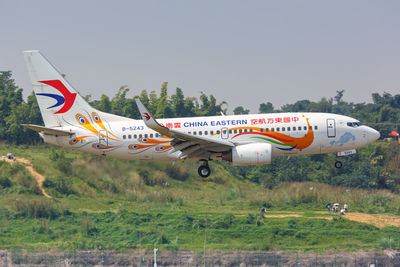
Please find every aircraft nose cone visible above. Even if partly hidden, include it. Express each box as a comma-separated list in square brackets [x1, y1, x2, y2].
[369, 128, 380, 142]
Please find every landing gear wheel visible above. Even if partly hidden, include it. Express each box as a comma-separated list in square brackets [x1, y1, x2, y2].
[335, 161, 343, 169]
[198, 165, 211, 178]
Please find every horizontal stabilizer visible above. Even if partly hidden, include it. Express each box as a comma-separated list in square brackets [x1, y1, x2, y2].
[22, 124, 74, 136]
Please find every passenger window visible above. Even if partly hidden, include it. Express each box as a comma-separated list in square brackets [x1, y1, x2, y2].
[293, 127, 296, 131]
[229, 130, 232, 134]
[244, 129, 248, 133]
[282, 127, 285, 131]
[223, 130, 227, 134]
[155, 133, 159, 137]
[314, 126, 318, 130]
[309, 126, 312, 130]
[271, 128, 275, 132]
[233, 129, 237, 134]
[266, 128, 269, 132]
[303, 126, 307, 131]
[150, 134, 153, 138]
[144, 134, 148, 138]
[193, 131, 197, 135]
[260, 128, 264, 132]
[210, 131, 214, 135]
[123, 135, 126, 139]
[134, 134, 137, 139]
[238, 129, 242, 133]
[287, 127, 290, 132]
[249, 129, 253, 133]
[139, 134, 142, 138]
[298, 126, 301, 131]
[199, 131, 202, 135]
[277, 127, 280, 132]
[128, 134, 132, 139]
[217, 130, 220, 134]
[205, 131, 208, 135]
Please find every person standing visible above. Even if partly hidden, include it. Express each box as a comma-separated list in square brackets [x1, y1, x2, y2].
[325, 202, 331, 213]
[344, 203, 348, 212]
[333, 203, 339, 214]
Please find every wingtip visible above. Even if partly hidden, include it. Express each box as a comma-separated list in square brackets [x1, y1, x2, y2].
[23, 50, 40, 54]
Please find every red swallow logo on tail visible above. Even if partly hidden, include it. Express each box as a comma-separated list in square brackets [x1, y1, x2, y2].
[143, 113, 151, 121]
[36, 80, 77, 114]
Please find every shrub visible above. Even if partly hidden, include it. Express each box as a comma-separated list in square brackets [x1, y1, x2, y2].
[0, 176, 12, 188]
[14, 198, 60, 219]
[215, 213, 234, 229]
[49, 149, 73, 175]
[379, 237, 395, 249]
[81, 217, 98, 237]
[43, 176, 74, 195]
[367, 194, 391, 207]
[165, 164, 189, 181]
[138, 169, 167, 186]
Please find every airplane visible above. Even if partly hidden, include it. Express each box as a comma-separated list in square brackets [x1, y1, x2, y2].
[22, 50, 380, 178]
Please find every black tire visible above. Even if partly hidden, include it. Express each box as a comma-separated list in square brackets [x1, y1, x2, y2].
[198, 165, 211, 178]
[334, 161, 343, 168]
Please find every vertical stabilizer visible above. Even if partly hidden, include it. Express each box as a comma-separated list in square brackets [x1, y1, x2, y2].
[23, 50, 92, 127]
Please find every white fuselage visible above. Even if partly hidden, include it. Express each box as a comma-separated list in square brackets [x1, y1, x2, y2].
[42, 112, 379, 162]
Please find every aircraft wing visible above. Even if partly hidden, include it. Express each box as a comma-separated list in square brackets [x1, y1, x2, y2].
[135, 99, 234, 159]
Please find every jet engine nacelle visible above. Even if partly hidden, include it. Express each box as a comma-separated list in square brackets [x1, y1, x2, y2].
[222, 143, 272, 166]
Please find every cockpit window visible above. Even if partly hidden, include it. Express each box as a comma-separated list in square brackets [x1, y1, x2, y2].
[347, 121, 362, 128]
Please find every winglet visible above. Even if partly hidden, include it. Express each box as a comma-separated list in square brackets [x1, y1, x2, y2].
[135, 98, 169, 135]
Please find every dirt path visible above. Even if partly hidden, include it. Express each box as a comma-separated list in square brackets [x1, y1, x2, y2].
[265, 212, 400, 228]
[3, 157, 52, 198]
[345, 212, 400, 228]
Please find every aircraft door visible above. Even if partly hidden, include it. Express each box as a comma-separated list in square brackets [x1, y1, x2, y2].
[327, 119, 336, 138]
[221, 127, 229, 139]
[99, 130, 108, 148]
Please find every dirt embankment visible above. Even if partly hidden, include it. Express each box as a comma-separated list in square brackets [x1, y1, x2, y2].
[3, 157, 52, 198]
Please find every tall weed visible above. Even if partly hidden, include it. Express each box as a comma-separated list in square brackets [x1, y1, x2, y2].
[14, 198, 60, 219]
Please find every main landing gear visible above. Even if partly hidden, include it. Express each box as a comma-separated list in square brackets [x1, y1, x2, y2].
[198, 161, 211, 178]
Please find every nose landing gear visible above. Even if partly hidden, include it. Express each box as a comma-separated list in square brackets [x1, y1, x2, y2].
[334, 161, 343, 168]
[198, 161, 211, 178]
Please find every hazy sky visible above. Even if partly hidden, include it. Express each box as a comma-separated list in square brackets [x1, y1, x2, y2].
[1, 1, 399, 113]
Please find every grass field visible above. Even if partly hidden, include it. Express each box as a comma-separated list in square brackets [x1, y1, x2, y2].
[0, 143, 400, 252]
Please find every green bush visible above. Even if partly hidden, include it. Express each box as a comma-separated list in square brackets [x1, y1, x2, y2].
[14, 198, 60, 219]
[138, 169, 167, 186]
[43, 176, 74, 196]
[0, 176, 12, 188]
[49, 149, 72, 175]
[165, 164, 189, 181]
